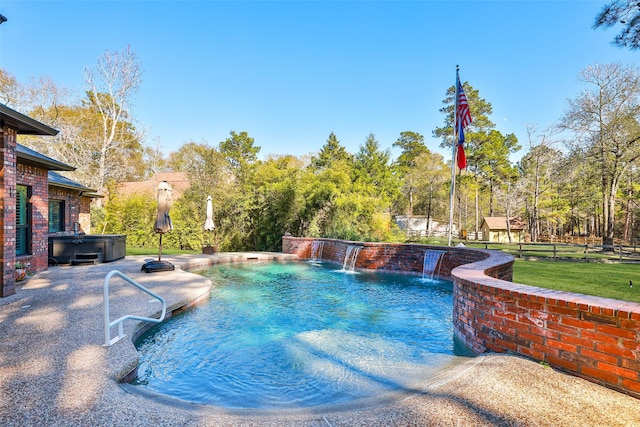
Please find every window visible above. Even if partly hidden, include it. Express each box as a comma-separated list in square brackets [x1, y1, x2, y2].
[16, 185, 31, 255]
[48, 200, 65, 233]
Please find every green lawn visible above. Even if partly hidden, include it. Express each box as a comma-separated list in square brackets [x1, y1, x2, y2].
[126, 247, 199, 256]
[513, 259, 640, 303]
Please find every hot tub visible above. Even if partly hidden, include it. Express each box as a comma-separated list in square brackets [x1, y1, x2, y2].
[48, 234, 127, 265]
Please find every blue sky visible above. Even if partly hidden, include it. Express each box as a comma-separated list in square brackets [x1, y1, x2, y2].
[0, 1, 638, 161]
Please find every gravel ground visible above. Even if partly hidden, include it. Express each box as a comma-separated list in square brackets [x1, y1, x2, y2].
[0, 253, 638, 426]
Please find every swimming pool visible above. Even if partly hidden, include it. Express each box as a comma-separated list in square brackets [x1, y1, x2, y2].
[131, 261, 475, 409]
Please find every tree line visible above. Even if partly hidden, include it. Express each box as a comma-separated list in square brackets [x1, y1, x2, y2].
[2, 48, 640, 251]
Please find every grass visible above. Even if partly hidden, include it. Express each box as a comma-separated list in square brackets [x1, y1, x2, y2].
[464, 241, 638, 261]
[126, 246, 199, 256]
[513, 259, 640, 303]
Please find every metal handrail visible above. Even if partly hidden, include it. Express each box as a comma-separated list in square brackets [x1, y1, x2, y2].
[103, 270, 166, 346]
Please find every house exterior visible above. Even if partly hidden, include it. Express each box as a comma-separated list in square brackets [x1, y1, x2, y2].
[394, 215, 457, 238]
[1, 103, 96, 297]
[480, 216, 527, 243]
[47, 170, 96, 235]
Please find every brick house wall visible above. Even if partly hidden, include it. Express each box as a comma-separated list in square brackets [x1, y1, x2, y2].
[48, 186, 83, 233]
[79, 195, 92, 234]
[0, 126, 17, 297]
[16, 163, 49, 273]
[0, 104, 78, 297]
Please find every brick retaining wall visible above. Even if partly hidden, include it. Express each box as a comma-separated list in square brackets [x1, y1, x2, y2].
[281, 236, 504, 279]
[282, 236, 640, 399]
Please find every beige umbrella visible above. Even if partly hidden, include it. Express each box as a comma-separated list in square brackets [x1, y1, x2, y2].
[154, 181, 174, 234]
[143, 182, 176, 272]
[154, 181, 173, 262]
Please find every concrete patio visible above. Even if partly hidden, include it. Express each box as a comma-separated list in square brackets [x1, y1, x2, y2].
[0, 253, 638, 426]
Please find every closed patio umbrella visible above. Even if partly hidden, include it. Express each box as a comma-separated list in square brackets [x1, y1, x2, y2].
[204, 195, 215, 231]
[154, 181, 174, 234]
[203, 195, 216, 252]
[143, 181, 175, 273]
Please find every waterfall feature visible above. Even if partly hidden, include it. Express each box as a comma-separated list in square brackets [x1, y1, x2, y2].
[422, 250, 446, 280]
[342, 245, 362, 271]
[310, 240, 325, 262]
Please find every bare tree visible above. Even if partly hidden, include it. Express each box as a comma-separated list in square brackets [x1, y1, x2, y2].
[13, 76, 82, 168]
[0, 69, 22, 107]
[518, 125, 561, 242]
[26, 75, 73, 120]
[84, 45, 143, 199]
[142, 137, 167, 179]
[562, 63, 640, 247]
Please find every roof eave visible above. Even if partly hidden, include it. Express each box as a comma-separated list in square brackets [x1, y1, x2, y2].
[53, 186, 102, 198]
[18, 151, 75, 171]
[47, 171, 97, 194]
[0, 104, 59, 136]
[48, 182, 95, 192]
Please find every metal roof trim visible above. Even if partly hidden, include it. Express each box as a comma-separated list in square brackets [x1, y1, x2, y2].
[0, 103, 58, 136]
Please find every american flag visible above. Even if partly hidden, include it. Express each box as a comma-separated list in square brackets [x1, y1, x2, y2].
[455, 71, 472, 169]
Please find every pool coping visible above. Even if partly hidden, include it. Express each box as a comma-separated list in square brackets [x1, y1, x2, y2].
[119, 354, 488, 417]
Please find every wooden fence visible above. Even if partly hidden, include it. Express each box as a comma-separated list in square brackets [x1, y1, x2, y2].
[467, 241, 640, 262]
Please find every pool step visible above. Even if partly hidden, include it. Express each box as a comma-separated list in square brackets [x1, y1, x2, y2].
[71, 251, 103, 265]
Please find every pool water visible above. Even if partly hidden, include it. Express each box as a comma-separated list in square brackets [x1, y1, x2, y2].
[131, 261, 475, 409]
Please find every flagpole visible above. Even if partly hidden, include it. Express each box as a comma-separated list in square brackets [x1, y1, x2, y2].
[447, 65, 460, 247]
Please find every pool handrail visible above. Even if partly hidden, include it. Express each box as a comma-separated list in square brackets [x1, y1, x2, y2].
[103, 270, 166, 346]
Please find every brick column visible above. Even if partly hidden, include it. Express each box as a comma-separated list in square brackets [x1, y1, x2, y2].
[0, 125, 17, 297]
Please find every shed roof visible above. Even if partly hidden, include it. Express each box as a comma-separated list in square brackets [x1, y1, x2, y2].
[0, 103, 58, 135]
[482, 216, 527, 231]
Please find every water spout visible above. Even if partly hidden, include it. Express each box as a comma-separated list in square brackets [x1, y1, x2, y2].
[422, 250, 446, 280]
[310, 240, 325, 262]
[342, 245, 362, 272]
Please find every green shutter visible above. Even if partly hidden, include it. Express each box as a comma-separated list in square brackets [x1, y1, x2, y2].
[16, 185, 28, 255]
